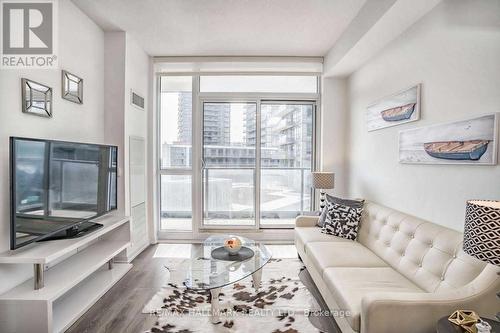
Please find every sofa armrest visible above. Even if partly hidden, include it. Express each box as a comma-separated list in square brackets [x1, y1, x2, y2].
[295, 215, 319, 227]
[360, 265, 500, 333]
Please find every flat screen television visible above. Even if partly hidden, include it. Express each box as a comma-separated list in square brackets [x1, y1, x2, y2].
[10, 137, 118, 250]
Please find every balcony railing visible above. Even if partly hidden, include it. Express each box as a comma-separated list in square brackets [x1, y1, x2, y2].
[199, 167, 312, 224]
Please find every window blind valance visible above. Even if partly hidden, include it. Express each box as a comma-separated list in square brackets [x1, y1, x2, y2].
[154, 56, 323, 74]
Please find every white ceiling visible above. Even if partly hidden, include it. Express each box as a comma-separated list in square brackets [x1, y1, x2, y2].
[72, 0, 366, 57]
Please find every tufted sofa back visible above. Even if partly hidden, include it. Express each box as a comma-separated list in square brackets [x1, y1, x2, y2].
[357, 201, 488, 293]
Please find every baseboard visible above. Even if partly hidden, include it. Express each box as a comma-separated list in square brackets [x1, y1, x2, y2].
[125, 242, 150, 262]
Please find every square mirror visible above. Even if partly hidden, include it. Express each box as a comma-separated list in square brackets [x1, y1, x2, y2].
[22, 78, 53, 118]
[62, 70, 83, 104]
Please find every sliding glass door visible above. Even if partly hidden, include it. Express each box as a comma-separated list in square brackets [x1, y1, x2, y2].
[201, 100, 314, 228]
[260, 102, 314, 227]
[202, 102, 257, 227]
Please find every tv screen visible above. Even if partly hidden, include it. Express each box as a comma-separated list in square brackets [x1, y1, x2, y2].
[10, 137, 118, 249]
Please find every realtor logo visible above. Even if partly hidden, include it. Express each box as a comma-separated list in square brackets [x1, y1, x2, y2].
[1, 0, 58, 68]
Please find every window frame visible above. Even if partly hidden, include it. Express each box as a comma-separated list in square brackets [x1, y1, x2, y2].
[199, 75, 319, 94]
[199, 98, 259, 230]
[156, 73, 321, 239]
[157, 75, 197, 233]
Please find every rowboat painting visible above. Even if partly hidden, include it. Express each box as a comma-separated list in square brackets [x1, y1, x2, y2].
[367, 84, 420, 131]
[424, 140, 490, 161]
[399, 114, 498, 165]
[381, 103, 416, 122]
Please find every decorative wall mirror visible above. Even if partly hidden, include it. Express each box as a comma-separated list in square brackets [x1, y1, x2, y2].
[22, 78, 53, 118]
[61, 70, 83, 104]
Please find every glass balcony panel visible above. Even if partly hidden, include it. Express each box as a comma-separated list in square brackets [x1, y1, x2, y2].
[160, 175, 192, 231]
[203, 169, 255, 226]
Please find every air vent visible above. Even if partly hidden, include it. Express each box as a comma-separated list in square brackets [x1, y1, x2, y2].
[131, 90, 145, 110]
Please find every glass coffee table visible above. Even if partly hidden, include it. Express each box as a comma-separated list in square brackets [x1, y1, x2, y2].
[183, 235, 272, 323]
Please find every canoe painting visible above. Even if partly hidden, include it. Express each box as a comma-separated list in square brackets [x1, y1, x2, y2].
[424, 140, 490, 161]
[367, 84, 420, 131]
[399, 114, 498, 165]
[381, 103, 416, 122]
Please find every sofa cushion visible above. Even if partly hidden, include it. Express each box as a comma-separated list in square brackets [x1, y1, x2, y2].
[296, 227, 350, 245]
[295, 227, 350, 254]
[323, 267, 424, 331]
[306, 242, 388, 272]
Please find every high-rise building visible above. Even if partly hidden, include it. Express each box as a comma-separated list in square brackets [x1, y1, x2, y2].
[176, 93, 231, 146]
[203, 102, 231, 145]
[276, 104, 312, 168]
[167, 96, 311, 169]
[245, 104, 312, 168]
[177, 92, 192, 144]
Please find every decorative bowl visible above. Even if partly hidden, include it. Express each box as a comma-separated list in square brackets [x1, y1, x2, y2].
[223, 236, 242, 255]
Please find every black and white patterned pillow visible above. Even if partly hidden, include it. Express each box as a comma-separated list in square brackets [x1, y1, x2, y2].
[321, 201, 363, 240]
[321, 218, 347, 236]
[317, 195, 364, 227]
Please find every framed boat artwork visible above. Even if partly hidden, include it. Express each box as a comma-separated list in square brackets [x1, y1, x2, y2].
[399, 113, 499, 165]
[366, 84, 421, 131]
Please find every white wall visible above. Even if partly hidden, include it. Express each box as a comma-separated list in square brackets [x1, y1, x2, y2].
[124, 35, 150, 257]
[104, 31, 150, 258]
[124, 34, 149, 213]
[321, 77, 349, 197]
[0, 0, 104, 293]
[346, 0, 500, 230]
[104, 32, 126, 215]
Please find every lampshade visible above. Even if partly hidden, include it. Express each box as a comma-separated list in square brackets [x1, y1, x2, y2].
[312, 172, 335, 190]
[463, 200, 500, 266]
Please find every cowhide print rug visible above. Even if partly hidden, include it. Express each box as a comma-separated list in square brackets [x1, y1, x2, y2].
[142, 258, 324, 333]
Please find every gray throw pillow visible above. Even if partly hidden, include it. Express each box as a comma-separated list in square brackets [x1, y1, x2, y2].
[316, 195, 364, 227]
[317, 207, 328, 227]
[326, 194, 364, 209]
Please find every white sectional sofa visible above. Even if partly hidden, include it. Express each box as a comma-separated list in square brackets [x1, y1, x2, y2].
[295, 201, 499, 333]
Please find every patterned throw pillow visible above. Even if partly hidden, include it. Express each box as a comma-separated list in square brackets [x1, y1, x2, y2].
[317, 195, 364, 227]
[321, 218, 347, 236]
[321, 201, 364, 240]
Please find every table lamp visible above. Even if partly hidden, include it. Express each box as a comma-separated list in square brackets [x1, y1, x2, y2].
[312, 172, 335, 210]
[462, 200, 500, 321]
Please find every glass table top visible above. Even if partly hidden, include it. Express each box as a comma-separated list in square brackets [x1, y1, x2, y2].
[182, 235, 272, 290]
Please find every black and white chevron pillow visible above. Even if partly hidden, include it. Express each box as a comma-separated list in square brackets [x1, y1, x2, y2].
[321, 201, 363, 240]
[321, 218, 347, 236]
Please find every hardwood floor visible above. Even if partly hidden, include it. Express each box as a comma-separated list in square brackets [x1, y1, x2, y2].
[67, 244, 340, 333]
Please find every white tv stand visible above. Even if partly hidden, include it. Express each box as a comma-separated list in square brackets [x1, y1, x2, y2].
[0, 214, 132, 333]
